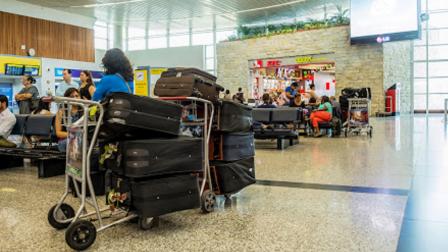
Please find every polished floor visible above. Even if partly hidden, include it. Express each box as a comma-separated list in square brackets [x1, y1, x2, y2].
[0, 115, 447, 251]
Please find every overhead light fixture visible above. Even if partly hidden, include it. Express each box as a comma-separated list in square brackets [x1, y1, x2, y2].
[71, 0, 146, 8]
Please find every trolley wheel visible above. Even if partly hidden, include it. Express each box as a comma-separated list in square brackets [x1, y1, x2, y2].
[138, 216, 159, 230]
[201, 190, 216, 213]
[48, 203, 75, 230]
[369, 126, 373, 138]
[65, 220, 96, 251]
[344, 129, 348, 138]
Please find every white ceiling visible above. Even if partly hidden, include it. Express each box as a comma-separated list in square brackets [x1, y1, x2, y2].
[17, 0, 348, 30]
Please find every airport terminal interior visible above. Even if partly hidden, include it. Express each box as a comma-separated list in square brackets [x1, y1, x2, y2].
[0, 0, 448, 251]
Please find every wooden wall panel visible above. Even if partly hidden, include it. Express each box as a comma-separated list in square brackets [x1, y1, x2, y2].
[0, 11, 95, 62]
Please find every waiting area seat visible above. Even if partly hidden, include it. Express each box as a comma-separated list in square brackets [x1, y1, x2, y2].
[253, 108, 302, 150]
[0, 114, 65, 178]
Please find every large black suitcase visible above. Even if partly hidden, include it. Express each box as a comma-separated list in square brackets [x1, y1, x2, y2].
[154, 75, 224, 102]
[161, 67, 217, 82]
[105, 137, 203, 178]
[108, 174, 200, 217]
[218, 101, 253, 132]
[100, 93, 182, 140]
[211, 158, 255, 194]
[222, 132, 255, 161]
[70, 170, 106, 197]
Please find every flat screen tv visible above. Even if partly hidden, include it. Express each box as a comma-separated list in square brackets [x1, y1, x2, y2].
[24, 65, 40, 76]
[5, 64, 24, 76]
[350, 0, 421, 44]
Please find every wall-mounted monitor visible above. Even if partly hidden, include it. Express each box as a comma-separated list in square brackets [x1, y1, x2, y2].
[350, 0, 421, 44]
[5, 64, 24, 76]
[24, 65, 40, 76]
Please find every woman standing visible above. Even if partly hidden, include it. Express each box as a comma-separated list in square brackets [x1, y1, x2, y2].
[79, 70, 95, 100]
[15, 75, 39, 114]
[92, 48, 133, 101]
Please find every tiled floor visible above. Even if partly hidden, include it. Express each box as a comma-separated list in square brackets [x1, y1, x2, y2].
[0, 115, 446, 251]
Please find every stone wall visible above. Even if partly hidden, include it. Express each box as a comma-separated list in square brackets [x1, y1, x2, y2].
[383, 41, 413, 113]
[217, 26, 395, 114]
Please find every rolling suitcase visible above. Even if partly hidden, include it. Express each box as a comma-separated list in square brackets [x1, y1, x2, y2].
[211, 158, 255, 194]
[217, 100, 253, 132]
[154, 75, 224, 102]
[100, 92, 182, 140]
[108, 174, 200, 217]
[161, 67, 217, 82]
[104, 137, 203, 178]
[215, 132, 254, 161]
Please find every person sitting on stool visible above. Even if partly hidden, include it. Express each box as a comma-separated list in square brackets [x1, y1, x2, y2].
[0, 95, 17, 148]
[310, 96, 333, 137]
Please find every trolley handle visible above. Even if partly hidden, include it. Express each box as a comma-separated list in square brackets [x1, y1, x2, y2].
[158, 96, 214, 105]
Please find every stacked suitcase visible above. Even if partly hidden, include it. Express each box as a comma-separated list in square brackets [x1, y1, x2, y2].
[155, 67, 224, 102]
[100, 92, 202, 220]
[210, 100, 256, 195]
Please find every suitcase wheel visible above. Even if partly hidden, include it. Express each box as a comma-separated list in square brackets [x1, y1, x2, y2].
[138, 216, 159, 230]
[65, 220, 97, 251]
[201, 189, 216, 214]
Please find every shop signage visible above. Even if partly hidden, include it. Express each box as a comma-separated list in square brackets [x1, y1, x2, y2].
[150, 68, 167, 75]
[0, 55, 41, 76]
[266, 60, 281, 67]
[295, 56, 329, 64]
[134, 69, 149, 96]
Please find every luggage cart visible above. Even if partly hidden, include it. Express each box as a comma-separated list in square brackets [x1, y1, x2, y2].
[47, 97, 140, 251]
[159, 97, 216, 213]
[47, 96, 216, 250]
[343, 98, 373, 138]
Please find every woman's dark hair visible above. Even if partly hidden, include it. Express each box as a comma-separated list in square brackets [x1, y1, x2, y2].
[24, 75, 36, 84]
[81, 70, 94, 87]
[321, 96, 330, 104]
[225, 90, 230, 94]
[262, 93, 271, 104]
[291, 82, 299, 88]
[102, 48, 133, 82]
[309, 83, 315, 90]
[33, 98, 50, 114]
[64, 88, 80, 98]
[309, 97, 317, 104]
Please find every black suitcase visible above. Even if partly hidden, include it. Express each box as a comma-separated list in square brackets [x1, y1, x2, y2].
[108, 174, 200, 217]
[218, 100, 253, 132]
[161, 67, 217, 82]
[222, 132, 255, 161]
[100, 93, 182, 140]
[70, 170, 106, 197]
[211, 158, 255, 194]
[105, 137, 203, 178]
[154, 75, 224, 102]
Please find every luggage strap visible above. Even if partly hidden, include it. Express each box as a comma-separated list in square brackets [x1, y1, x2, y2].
[115, 73, 132, 93]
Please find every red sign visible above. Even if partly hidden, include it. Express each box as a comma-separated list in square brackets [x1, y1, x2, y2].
[266, 60, 281, 67]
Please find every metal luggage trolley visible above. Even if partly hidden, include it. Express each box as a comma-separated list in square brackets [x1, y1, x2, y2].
[343, 98, 373, 138]
[47, 96, 217, 250]
[158, 96, 216, 213]
[47, 97, 139, 250]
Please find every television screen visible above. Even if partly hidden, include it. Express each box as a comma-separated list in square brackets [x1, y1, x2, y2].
[350, 0, 421, 44]
[5, 64, 24, 76]
[24, 65, 40, 76]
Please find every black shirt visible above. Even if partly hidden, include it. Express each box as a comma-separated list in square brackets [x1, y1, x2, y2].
[80, 83, 94, 100]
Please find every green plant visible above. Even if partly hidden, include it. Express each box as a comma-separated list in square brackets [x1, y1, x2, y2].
[330, 5, 350, 25]
[227, 11, 350, 42]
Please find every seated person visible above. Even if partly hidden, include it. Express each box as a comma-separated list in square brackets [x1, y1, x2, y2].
[310, 96, 333, 137]
[55, 88, 83, 152]
[290, 94, 305, 108]
[0, 95, 17, 148]
[257, 93, 277, 108]
[31, 98, 51, 115]
[285, 82, 299, 105]
[330, 96, 342, 119]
